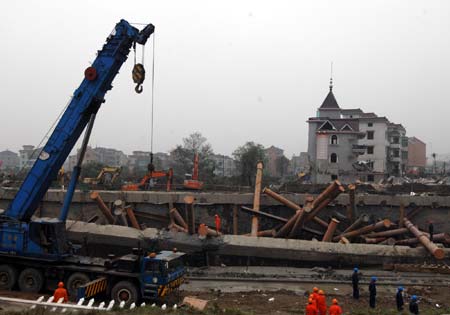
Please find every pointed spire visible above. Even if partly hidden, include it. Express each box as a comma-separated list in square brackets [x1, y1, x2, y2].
[329, 61, 333, 92]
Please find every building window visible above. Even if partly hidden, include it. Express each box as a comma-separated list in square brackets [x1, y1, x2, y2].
[367, 174, 375, 182]
[368, 122, 373, 127]
[331, 174, 338, 180]
[367, 146, 374, 154]
[330, 153, 338, 163]
[367, 131, 374, 140]
[393, 149, 400, 158]
[330, 135, 338, 145]
[401, 151, 408, 160]
[392, 137, 399, 144]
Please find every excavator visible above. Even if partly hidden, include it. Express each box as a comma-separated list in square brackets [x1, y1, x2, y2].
[83, 166, 121, 187]
[122, 158, 173, 191]
[183, 153, 204, 190]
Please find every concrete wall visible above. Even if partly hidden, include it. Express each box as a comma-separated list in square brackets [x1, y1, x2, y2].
[1, 189, 449, 234]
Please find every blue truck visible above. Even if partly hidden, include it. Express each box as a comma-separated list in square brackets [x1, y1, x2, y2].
[0, 19, 185, 304]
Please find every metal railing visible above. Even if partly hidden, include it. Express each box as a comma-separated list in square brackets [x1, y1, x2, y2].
[0, 295, 176, 312]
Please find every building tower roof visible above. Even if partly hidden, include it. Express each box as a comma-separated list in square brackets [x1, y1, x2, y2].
[319, 88, 340, 109]
[319, 75, 340, 109]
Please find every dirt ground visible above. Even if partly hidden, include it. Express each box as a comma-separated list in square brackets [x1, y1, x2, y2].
[1, 284, 450, 315]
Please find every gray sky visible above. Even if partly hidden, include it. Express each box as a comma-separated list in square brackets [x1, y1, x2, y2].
[1, 0, 449, 157]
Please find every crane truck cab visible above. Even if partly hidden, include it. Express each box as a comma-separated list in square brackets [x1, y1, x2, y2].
[75, 249, 186, 305]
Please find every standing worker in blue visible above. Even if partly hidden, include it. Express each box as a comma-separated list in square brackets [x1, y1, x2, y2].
[409, 295, 419, 314]
[396, 287, 404, 311]
[352, 267, 360, 299]
[368, 276, 377, 308]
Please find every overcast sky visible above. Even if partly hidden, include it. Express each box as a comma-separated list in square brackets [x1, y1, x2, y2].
[1, 1, 449, 157]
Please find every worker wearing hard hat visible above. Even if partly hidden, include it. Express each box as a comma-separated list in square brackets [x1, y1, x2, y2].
[312, 287, 320, 308]
[352, 267, 360, 299]
[328, 299, 343, 315]
[305, 298, 318, 315]
[396, 287, 404, 311]
[317, 290, 327, 315]
[409, 295, 419, 314]
[53, 282, 68, 303]
[369, 276, 377, 308]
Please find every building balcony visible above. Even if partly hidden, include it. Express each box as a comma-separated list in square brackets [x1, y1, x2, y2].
[352, 144, 367, 155]
[387, 155, 401, 162]
[389, 142, 401, 149]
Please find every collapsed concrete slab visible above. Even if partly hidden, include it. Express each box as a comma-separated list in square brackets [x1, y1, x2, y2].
[66, 221, 450, 266]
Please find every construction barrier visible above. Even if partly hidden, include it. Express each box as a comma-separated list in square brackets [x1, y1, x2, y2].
[77, 277, 108, 300]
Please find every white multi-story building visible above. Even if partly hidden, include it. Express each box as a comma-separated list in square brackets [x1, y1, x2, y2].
[19, 145, 41, 169]
[211, 154, 237, 177]
[307, 81, 409, 183]
[0, 150, 19, 170]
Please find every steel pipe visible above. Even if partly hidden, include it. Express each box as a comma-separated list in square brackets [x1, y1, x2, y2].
[90, 191, 115, 224]
[251, 161, 264, 236]
[170, 208, 188, 230]
[403, 217, 445, 259]
[263, 187, 303, 212]
[342, 214, 370, 234]
[275, 210, 302, 238]
[125, 206, 141, 230]
[395, 232, 450, 246]
[364, 227, 409, 238]
[305, 180, 342, 212]
[322, 218, 340, 242]
[333, 219, 392, 242]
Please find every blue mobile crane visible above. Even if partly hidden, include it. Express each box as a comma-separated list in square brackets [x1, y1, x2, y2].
[0, 20, 185, 304]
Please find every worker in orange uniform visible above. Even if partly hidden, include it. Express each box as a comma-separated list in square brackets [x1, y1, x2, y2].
[312, 287, 320, 308]
[317, 290, 327, 315]
[328, 298, 343, 315]
[309, 293, 316, 307]
[214, 214, 221, 233]
[305, 298, 318, 315]
[53, 282, 68, 303]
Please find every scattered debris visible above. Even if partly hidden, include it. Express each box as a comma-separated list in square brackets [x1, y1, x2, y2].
[183, 296, 209, 311]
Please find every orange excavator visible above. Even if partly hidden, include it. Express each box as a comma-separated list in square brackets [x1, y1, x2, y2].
[183, 153, 204, 190]
[122, 161, 173, 191]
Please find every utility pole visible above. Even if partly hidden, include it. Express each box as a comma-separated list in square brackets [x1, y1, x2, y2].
[432, 153, 437, 174]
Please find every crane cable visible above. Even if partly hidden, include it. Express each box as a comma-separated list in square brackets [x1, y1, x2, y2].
[149, 33, 155, 164]
[132, 33, 155, 165]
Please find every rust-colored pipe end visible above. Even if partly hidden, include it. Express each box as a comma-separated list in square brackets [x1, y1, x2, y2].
[90, 191, 99, 200]
[434, 248, 445, 260]
[383, 219, 391, 228]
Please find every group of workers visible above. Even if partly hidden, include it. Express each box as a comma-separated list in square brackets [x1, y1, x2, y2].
[352, 267, 420, 314]
[305, 287, 342, 315]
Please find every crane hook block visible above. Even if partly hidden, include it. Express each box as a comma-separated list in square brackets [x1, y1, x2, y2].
[132, 63, 146, 94]
[84, 67, 97, 81]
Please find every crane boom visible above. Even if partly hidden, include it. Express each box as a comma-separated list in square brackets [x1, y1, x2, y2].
[5, 20, 154, 222]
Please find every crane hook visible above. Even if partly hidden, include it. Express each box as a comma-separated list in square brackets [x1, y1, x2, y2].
[132, 63, 146, 94]
[135, 84, 143, 94]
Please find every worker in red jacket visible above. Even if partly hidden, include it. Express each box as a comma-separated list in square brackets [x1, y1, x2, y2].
[317, 290, 327, 315]
[328, 298, 343, 315]
[312, 287, 320, 308]
[214, 214, 221, 233]
[305, 298, 318, 315]
[53, 282, 68, 303]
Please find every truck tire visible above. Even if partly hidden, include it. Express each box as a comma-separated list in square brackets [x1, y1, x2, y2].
[111, 281, 139, 305]
[18, 268, 44, 293]
[66, 272, 90, 298]
[0, 264, 17, 290]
